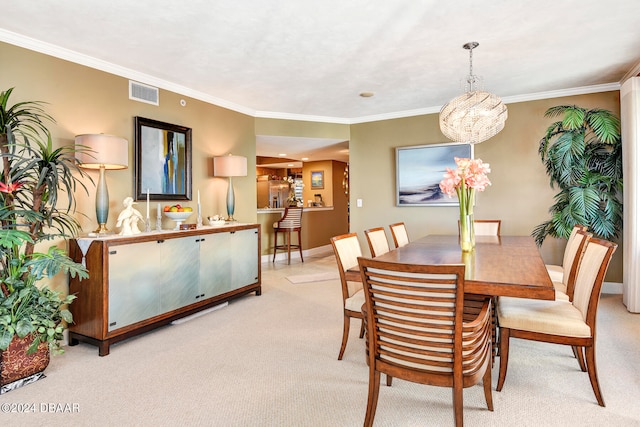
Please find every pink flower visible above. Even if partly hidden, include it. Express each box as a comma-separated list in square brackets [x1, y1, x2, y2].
[0, 181, 23, 194]
[439, 157, 491, 214]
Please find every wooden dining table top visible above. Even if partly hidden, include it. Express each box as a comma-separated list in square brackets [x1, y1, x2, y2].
[369, 234, 555, 300]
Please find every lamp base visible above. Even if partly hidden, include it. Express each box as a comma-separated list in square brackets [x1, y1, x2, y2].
[225, 215, 236, 222]
[94, 223, 111, 234]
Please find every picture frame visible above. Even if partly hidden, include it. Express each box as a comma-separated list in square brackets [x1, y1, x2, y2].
[311, 170, 324, 189]
[395, 142, 473, 206]
[134, 116, 192, 201]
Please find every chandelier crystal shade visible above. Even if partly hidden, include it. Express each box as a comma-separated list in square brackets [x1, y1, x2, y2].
[439, 42, 508, 144]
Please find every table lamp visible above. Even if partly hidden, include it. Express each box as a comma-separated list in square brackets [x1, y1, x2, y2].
[213, 154, 247, 221]
[75, 134, 129, 233]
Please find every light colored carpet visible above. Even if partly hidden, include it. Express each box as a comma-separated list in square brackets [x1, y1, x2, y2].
[287, 271, 339, 283]
[2, 254, 640, 426]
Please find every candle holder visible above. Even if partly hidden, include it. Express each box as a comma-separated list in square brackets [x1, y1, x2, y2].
[145, 218, 151, 233]
[156, 212, 162, 231]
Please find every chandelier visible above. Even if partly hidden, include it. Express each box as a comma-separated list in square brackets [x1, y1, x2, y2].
[439, 42, 507, 144]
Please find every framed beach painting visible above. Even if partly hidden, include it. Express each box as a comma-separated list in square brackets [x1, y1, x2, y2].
[134, 116, 192, 201]
[311, 170, 324, 189]
[395, 142, 473, 206]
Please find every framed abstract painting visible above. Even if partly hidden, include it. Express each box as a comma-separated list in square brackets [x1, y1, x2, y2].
[134, 116, 192, 201]
[395, 142, 473, 206]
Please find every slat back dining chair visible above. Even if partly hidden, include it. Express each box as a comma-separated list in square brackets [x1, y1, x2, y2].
[546, 224, 589, 283]
[272, 207, 303, 264]
[389, 222, 409, 248]
[330, 233, 365, 360]
[496, 236, 617, 407]
[364, 227, 391, 257]
[358, 257, 494, 427]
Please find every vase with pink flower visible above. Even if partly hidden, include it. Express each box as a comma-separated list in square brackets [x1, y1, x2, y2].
[439, 157, 491, 252]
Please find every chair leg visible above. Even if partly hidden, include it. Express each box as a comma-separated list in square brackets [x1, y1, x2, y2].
[585, 345, 606, 406]
[452, 379, 464, 427]
[359, 319, 365, 338]
[572, 345, 587, 372]
[386, 375, 393, 387]
[338, 313, 350, 360]
[497, 327, 510, 392]
[297, 229, 304, 262]
[483, 346, 494, 411]
[272, 229, 278, 262]
[363, 370, 381, 427]
[286, 230, 292, 265]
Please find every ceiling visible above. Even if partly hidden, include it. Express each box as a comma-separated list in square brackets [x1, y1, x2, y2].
[1, 0, 639, 164]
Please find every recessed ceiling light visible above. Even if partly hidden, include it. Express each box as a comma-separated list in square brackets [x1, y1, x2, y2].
[278, 153, 287, 157]
[287, 164, 294, 167]
[301, 157, 309, 161]
[359, 92, 374, 98]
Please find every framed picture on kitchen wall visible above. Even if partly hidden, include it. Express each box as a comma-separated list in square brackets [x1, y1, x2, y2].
[311, 170, 324, 189]
[395, 142, 472, 206]
[134, 116, 192, 201]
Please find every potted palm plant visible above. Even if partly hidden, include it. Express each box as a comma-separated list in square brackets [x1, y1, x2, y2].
[533, 105, 623, 246]
[0, 87, 89, 387]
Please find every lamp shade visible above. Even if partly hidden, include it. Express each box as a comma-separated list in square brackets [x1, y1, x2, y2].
[75, 134, 129, 170]
[213, 155, 247, 177]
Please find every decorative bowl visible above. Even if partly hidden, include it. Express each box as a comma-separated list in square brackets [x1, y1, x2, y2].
[164, 211, 193, 221]
[164, 211, 193, 230]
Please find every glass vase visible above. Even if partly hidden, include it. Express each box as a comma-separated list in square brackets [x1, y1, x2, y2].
[459, 214, 475, 252]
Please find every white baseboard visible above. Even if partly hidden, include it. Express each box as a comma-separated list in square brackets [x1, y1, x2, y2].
[603, 281, 623, 294]
[262, 244, 333, 263]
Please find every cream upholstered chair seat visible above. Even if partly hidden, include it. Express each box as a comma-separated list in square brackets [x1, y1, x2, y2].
[497, 297, 590, 337]
[330, 232, 366, 360]
[344, 288, 365, 312]
[272, 207, 303, 264]
[358, 258, 493, 427]
[497, 236, 618, 407]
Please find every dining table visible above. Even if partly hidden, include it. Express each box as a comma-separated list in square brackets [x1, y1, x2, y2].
[368, 234, 555, 301]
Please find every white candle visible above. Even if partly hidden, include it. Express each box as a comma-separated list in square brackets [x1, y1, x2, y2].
[146, 189, 150, 219]
[197, 190, 201, 217]
[157, 203, 161, 217]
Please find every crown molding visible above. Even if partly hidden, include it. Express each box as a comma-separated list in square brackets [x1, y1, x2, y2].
[0, 29, 624, 126]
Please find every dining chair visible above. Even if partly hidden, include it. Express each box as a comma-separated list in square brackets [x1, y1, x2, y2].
[551, 229, 591, 301]
[272, 207, 303, 264]
[358, 257, 494, 427]
[546, 224, 589, 283]
[330, 233, 365, 360]
[388, 222, 409, 248]
[456, 219, 501, 237]
[496, 237, 617, 406]
[364, 227, 391, 257]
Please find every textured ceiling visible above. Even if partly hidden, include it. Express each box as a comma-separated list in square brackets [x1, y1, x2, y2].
[1, 0, 639, 162]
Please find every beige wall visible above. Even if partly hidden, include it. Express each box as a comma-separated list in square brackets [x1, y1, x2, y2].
[1, 42, 623, 282]
[0, 42, 258, 235]
[349, 91, 623, 282]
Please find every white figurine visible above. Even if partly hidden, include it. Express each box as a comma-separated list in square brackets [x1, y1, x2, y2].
[116, 196, 144, 236]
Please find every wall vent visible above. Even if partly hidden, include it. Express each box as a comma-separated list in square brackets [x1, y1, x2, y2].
[129, 81, 159, 105]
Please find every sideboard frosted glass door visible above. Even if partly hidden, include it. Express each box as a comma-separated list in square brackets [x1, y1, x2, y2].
[108, 241, 163, 331]
[199, 232, 231, 297]
[230, 228, 259, 289]
[160, 236, 201, 312]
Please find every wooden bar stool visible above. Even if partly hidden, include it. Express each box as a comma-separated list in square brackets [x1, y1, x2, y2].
[272, 207, 303, 264]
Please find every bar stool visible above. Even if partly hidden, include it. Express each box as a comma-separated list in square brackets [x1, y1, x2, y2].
[272, 207, 303, 264]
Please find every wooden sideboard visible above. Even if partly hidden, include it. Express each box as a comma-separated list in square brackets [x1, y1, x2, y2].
[68, 224, 261, 356]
